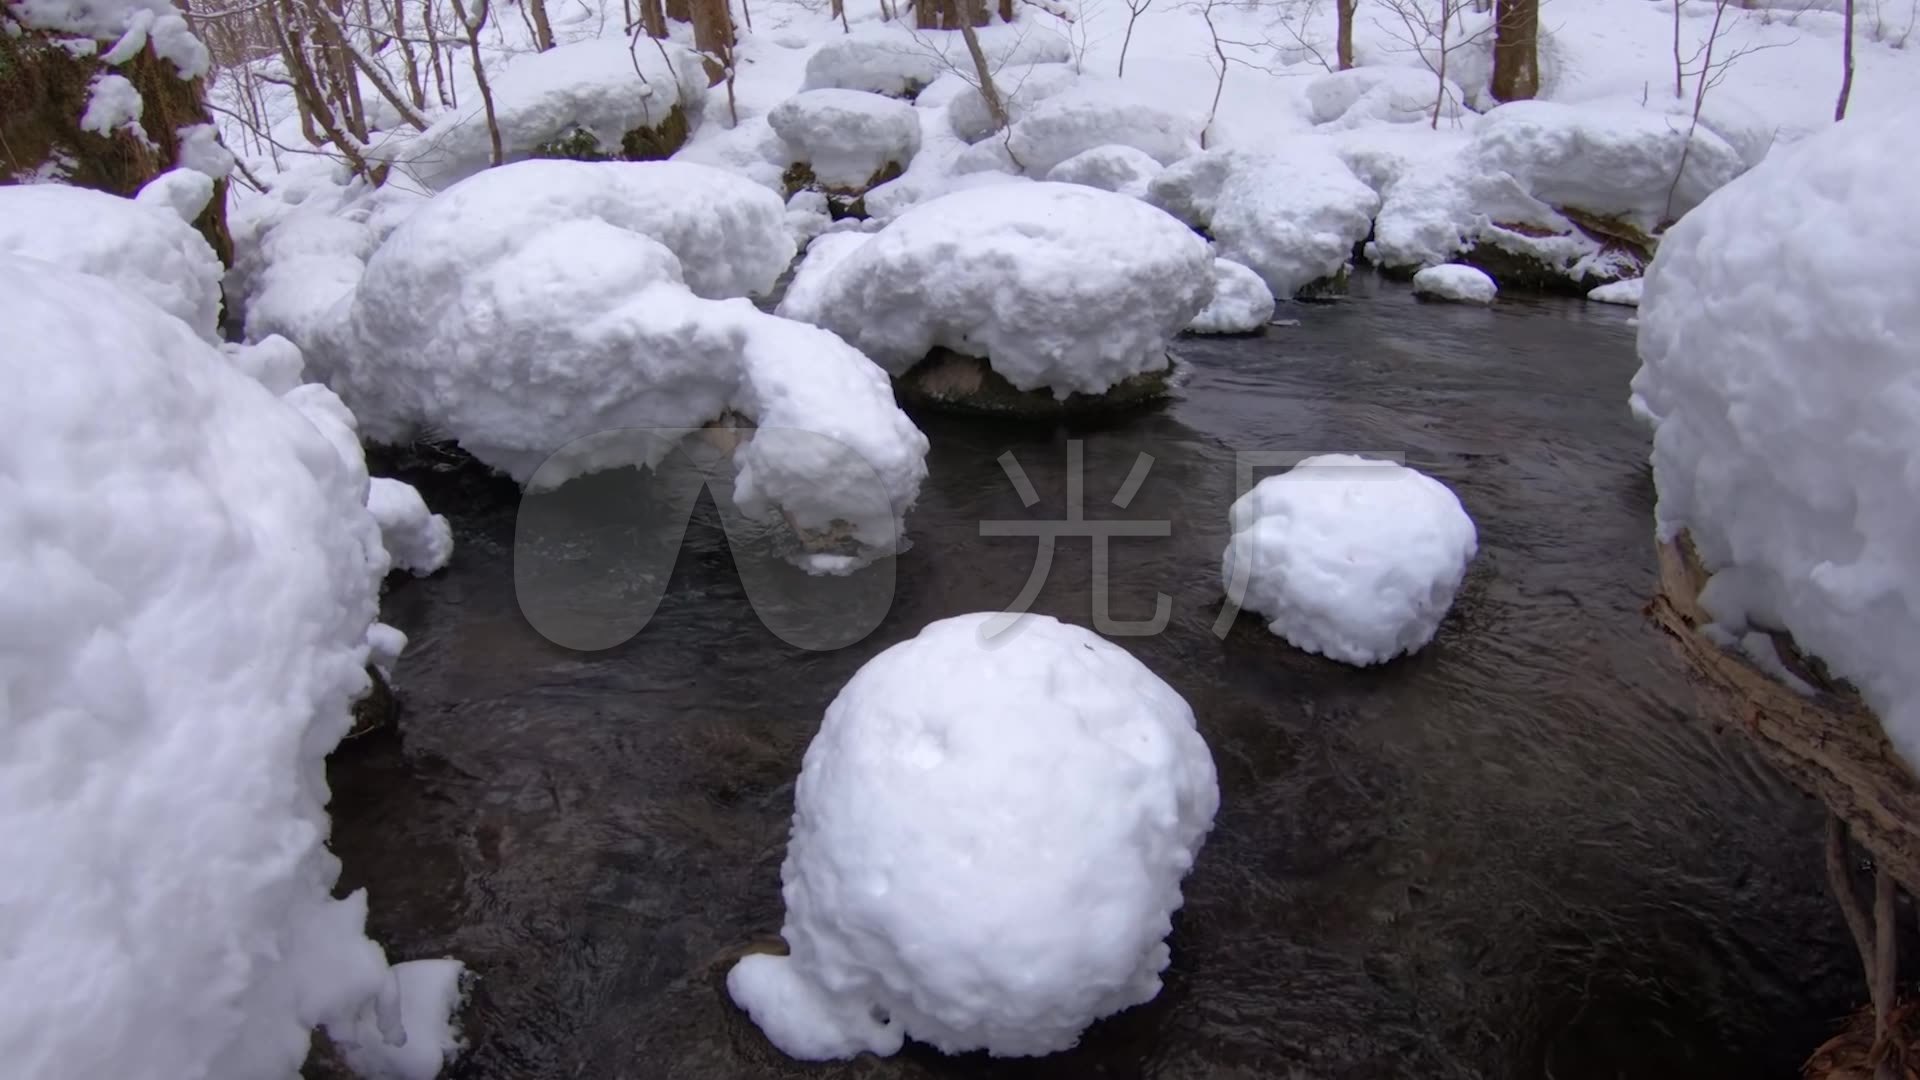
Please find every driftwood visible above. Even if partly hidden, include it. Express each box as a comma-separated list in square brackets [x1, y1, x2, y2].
[1649, 532, 1920, 895]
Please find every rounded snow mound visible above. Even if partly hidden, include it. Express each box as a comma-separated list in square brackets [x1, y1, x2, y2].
[804, 24, 1068, 99]
[0, 183, 223, 343]
[946, 61, 1078, 143]
[395, 37, 709, 191]
[777, 182, 1213, 398]
[1003, 80, 1203, 176]
[1630, 112, 1920, 766]
[1187, 258, 1275, 334]
[1306, 66, 1466, 128]
[1224, 454, 1477, 665]
[1152, 146, 1380, 298]
[769, 88, 921, 189]
[1412, 263, 1497, 304]
[1587, 278, 1642, 306]
[1044, 143, 1164, 198]
[0, 256, 462, 1080]
[728, 612, 1219, 1060]
[319, 159, 925, 553]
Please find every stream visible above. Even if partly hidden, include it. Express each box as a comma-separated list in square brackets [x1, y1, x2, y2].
[331, 276, 1862, 1079]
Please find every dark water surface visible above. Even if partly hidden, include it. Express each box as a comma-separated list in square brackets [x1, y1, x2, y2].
[333, 279, 1862, 1079]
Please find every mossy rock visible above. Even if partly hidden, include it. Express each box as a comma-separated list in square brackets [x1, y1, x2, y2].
[1295, 265, 1351, 301]
[781, 158, 905, 221]
[530, 104, 691, 163]
[894, 348, 1175, 419]
[0, 23, 232, 266]
[1460, 215, 1651, 296]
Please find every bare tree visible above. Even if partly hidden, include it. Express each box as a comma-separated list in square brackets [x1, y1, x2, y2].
[690, 0, 734, 82]
[1490, 0, 1538, 100]
[1837, 0, 1856, 118]
[527, 0, 556, 48]
[1375, 0, 1492, 127]
[1117, 0, 1150, 76]
[1337, 0, 1356, 68]
[956, 0, 1009, 126]
[448, 0, 504, 167]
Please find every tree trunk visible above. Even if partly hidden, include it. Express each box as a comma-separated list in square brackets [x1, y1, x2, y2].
[1836, 0, 1856, 120]
[998, 0, 1012, 20]
[1490, 0, 1539, 101]
[666, 0, 690, 22]
[1336, 0, 1355, 69]
[916, 0, 941, 27]
[527, 0, 556, 49]
[956, 0, 1006, 126]
[691, 0, 733, 83]
[639, 0, 667, 36]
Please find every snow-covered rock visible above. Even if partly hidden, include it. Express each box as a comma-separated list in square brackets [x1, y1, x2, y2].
[0, 255, 462, 1080]
[777, 182, 1212, 399]
[1630, 111, 1920, 767]
[1223, 454, 1478, 665]
[1044, 143, 1164, 198]
[1003, 81, 1203, 176]
[803, 23, 1069, 99]
[1412, 263, 1497, 304]
[1207, 147, 1381, 297]
[394, 37, 708, 191]
[1144, 145, 1238, 229]
[728, 612, 1218, 1060]
[1186, 258, 1274, 334]
[0, 183, 222, 343]
[1587, 277, 1643, 306]
[1306, 66, 1466, 128]
[945, 61, 1078, 143]
[673, 113, 790, 193]
[1473, 100, 1745, 233]
[368, 477, 455, 577]
[769, 89, 921, 190]
[134, 166, 215, 223]
[316, 160, 925, 556]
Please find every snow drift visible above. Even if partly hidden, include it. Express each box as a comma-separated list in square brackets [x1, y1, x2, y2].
[1631, 111, 1920, 768]
[728, 612, 1218, 1059]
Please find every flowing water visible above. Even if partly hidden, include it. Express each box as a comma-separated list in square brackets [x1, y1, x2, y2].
[332, 277, 1863, 1079]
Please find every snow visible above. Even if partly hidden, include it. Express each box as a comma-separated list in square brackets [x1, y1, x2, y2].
[1044, 143, 1164, 198]
[0, 256, 461, 1080]
[1630, 111, 1920, 768]
[780, 230, 874, 318]
[222, 335, 309, 394]
[0, 183, 222, 344]
[768, 89, 921, 189]
[368, 478, 455, 577]
[1413, 263, 1497, 304]
[1588, 277, 1643, 306]
[1186, 258, 1274, 334]
[134, 166, 214, 223]
[1193, 146, 1382, 298]
[802, 23, 1070, 99]
[80, 72, 145, 138]
[391, 36, 710, 191]
[946, 61, 1079, 143]
[1002, 79, 1203, 176]
[1224, 454, 1478, 665]
[174, 122, 236, 180]
[674, 114, 791, 193]
[1306, 66, 1465, 128]
[777, 182, 1213, 398]
[10, 0, 210, 77]
[728, 612, 1218, 1059]
[315, 160, 925, 554]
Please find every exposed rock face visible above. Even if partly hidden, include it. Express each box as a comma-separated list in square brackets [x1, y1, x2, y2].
[781, 159, 906, 220]
[894, 349, 1175, 418]
[0, 28, 232, 266]
[530, 104, 693, 164]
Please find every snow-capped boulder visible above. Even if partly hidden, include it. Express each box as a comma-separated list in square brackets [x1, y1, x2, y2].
[946, 61, 1078, 143]
[777, 182, 1212, 406]
[804, 23, 1069, 99]
[672, 113, 790, 193]
[769, 88, 921, 193]
[0, 183, 222, 343]
[0, 255, 463, 1080]
[1587, 278, 1642, 306]
[1045, 143, 1164, 198]
[1473, 100, 1745, 234]
[1144, 145, 1238, 229]
[728, 612, 1218, 1060]
[1003, 81, 1203, 176]
[1186, 258, 1274, 334]
[1412, 263, 1497, 304]
[133, 167, 217, 224]
[1224, 454, 1478, 665]
[317, 160, 925, 557]
[1206, 147, 1381, 297]
[1630, 111, 1920, 766]
[1306, 66, 1466, 128]
[394, 37, 708, 191]
[369, 476, 455, 577]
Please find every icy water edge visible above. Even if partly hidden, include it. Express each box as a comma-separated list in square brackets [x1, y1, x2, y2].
[328, 278, 1863, 1080]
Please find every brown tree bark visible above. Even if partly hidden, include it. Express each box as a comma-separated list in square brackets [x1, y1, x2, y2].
[527, 0, 556, 49]
[690, 0, 733, 84]
[1490, 0, 1539, 101]
[1336, 0, 1356, 69]
[1836, 0, 1856, 119]
[998, 0, 1012, 20]
[639, 0, 667, 36]
[666, 0, 691, 22]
